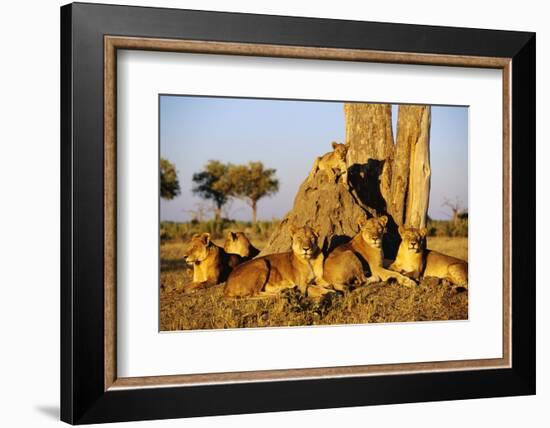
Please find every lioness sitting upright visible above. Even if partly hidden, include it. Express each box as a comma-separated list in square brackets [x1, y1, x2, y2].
[308, 141, 349, 185]
[224, 231, 260, 259]
[389, 225, 468, 287]
[182, 233, 243, 294]
[224, 226, 327, 297]
[323, 216, 416, 290]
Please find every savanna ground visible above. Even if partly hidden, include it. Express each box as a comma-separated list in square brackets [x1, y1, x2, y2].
[160, 220, 468, 331]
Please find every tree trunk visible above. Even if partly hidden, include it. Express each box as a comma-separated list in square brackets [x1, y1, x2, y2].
[388, 106, 413, 226]
[259, 103, 393, 256]
[344, 103, 394, 215]
[259, 102, 431, 258]
[214, 205, 221, 221]
[404, 106, 431, 228]
[251, 200, 257, 224]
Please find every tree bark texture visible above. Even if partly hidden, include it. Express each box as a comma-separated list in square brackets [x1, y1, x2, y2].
[403, 106, 431, 228]
[344, 103, 394, 215]
[259, 103, 431, 258]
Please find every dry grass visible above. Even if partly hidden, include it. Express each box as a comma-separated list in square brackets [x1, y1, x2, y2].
[160, 236, 468, 331]
[426, 236, 468, 261]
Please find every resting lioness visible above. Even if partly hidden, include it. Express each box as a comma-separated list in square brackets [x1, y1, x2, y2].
[224, 226, 328, 297]
[224, 231, 260, 259]
[323, 216, 416, 290]
[182, 233, 243, 294]
[308, 141, 349, 185]
[389, 225, 468, 287]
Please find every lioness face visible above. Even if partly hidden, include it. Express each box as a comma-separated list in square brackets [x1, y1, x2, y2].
[358, 216, 388, 248]
[331, 141, 349, 161]
[289, 226, 320, 260]
[399, 226, 427, 253]
[224, 231, 250, 256]
[183, 233, 211, 264]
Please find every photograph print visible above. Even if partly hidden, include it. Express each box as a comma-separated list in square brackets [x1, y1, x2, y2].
[159, 96, 468, 331]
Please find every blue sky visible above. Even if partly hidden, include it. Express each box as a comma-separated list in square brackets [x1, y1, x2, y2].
[160, 96, 468, 221]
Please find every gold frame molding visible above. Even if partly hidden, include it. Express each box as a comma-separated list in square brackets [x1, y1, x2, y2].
[104, 35, 512, 391]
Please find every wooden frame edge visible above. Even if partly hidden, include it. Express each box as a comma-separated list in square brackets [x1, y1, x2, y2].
[103, 35, 512, 391]
[104, 36, 117, 390]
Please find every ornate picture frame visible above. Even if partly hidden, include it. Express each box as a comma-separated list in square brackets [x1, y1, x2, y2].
[61, 2, 535, 424]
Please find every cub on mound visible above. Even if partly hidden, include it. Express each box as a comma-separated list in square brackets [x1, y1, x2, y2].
[389, 225, 468, 287]
[224, 231, 260, 259]
[308, 141, 349, 185]
[324, 215, 416, 290]
[223, 226, 328, 297]
[182, 233, 243, 294]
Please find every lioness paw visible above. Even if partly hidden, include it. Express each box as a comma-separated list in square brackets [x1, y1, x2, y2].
[401, 277, 417, 288]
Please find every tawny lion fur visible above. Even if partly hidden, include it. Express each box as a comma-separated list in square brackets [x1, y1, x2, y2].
[308, 141, 349, 185]
[182, 233, 243, 294]
[224, 226, 328, 297]
[389, 225, 468, 287]
[323, 216, 417, 290]
[224, 231, 260, 259]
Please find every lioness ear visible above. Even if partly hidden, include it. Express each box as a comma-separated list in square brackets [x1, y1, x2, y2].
[331, 141, 338, 149]
[378, 216, 388, 227]
[419, 227, 428, 238]
[201, 233, 211, 245]
[288, 225, 297, 235]
[357, 216, 368, 228]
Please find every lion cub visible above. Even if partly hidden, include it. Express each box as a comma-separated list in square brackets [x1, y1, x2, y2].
[224, 231, 260, 259]
[182, 233, 242, 294]
[308, 141, 349, 185]
[389, 225, 468, 287]
[224, 226, 327, 297]
[324, 216, 416, 290]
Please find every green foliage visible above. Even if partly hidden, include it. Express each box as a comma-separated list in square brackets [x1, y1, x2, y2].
[426, 217, 468, 237]
[191, 160, 230, 218]
[214, 161, 279, 222]
[192, 160, 279, 222]
[160, 158, 180, 200]
[215, 162, 279, 203]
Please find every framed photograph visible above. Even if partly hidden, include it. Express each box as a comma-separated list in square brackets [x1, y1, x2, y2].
[61, 2, 535, 424]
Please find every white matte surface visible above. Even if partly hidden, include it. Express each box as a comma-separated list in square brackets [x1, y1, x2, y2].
[117, 50, 503, 378]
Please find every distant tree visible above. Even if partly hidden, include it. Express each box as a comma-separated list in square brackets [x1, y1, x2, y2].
[160, 158, 181, 200]
[215, 162, 279, 223]
[442, 197, 466, 224]
[192, 160, 230, 220]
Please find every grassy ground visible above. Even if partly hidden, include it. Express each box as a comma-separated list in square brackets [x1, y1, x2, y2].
[160, 236, 468, 331]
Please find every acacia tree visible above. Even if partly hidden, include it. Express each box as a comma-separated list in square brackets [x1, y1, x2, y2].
[215, 162, 279, 223]
[160, 158, 181, 200]
[443, 197, 466, 224]
[191, 160, 230, 220]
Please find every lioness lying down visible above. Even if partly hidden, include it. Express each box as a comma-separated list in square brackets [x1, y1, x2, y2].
[324, 216, 416, 290]
[224, 226, 327, 297]
[182, 233, 243, 294]
[389, 225, 468, 287]
[224, 231, 260, 259]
